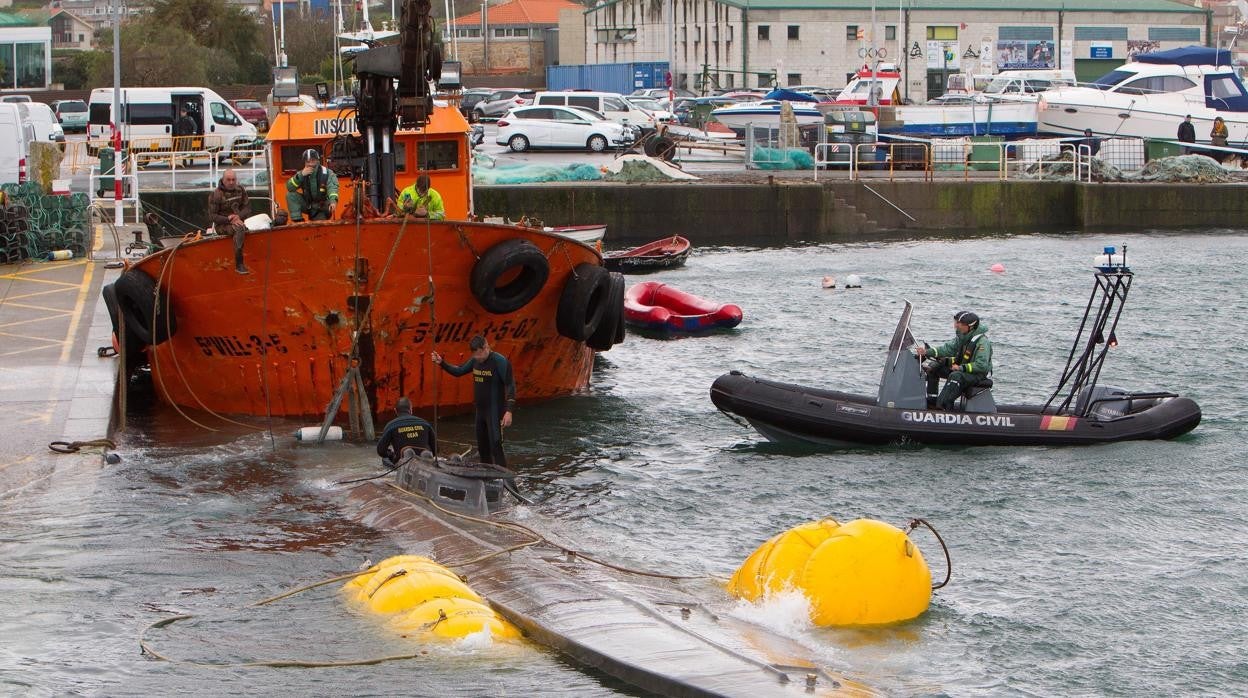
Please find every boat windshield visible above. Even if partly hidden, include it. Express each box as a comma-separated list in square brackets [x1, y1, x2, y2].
[1089, 70, 1136, 90]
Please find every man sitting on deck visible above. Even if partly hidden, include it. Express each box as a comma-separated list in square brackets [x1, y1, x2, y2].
[285, 149, 339, 221]
[914, 311, 993, 410]
[376, 397, 437, 464]
[395, 174, 445, 220]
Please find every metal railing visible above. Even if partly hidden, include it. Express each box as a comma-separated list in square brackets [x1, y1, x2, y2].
[88, 167, 143, 224]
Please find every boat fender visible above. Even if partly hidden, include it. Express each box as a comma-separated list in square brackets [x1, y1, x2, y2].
[470, 239, 551, 314]
[729, 518, 931, 626]
[112, 269, 177, 345]
[845, 274, 862, 288]
[556, 263, 611, 342]
[587, 271, 625, 351]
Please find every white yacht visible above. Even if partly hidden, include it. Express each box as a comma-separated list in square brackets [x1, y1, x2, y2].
[1036, 46, 1248, 143]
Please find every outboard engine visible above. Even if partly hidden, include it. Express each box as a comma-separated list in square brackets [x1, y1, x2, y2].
[1075, 385, 1137, 420]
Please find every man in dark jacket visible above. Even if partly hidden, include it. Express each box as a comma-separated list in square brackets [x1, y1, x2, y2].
[376, 396, 437, 463]
[286, 149, 339, 221]
[915, 311, 993, 410]
[1177, 114, 1196, 154]
[207, 169, 251, 274]
[431, 335, 516, 467]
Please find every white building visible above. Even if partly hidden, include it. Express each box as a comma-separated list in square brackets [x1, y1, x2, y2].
[0, 14, 53, 90]
[572, 0, 1212, 101]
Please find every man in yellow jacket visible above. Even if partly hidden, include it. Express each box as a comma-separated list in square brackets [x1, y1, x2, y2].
[395, 174, 445, 220]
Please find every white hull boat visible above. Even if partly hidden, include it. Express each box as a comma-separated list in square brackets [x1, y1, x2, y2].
[545, 224, 606, 246]
[710, 100, 825, 131]
[1036, 46, 1248, 144]
[885, 100, 1039, 138]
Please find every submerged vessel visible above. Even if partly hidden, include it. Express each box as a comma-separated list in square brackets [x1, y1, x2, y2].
[102, 0, 624, 421]
[711, 248, 1201, 447]
[347, 469, 870, 697]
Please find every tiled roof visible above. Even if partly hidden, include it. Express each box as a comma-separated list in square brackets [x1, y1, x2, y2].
[456, 0, 581, 27]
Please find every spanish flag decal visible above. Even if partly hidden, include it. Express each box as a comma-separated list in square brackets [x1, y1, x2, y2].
[1040, 415, 1078, 431]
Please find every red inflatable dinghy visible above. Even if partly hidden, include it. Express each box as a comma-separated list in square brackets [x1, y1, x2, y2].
[624, 282, 743, 334]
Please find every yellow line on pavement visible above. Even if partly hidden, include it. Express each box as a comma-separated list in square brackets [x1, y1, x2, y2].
[3, 286, 78, 303]
[0, 273, 81, 287]
[0, 312, 73, 330]
[0, 455, 33, 473]
[59, 260, 96, 364]
[0, 329, 66, 344]
[0, 341, 64, 358]
[1, 300, 77, 313]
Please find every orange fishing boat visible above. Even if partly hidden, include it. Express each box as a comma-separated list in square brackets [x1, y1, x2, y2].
[104, 2, 623, 422]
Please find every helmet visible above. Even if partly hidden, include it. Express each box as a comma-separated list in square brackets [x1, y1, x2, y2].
[302, 148, 321, 163]
[954, 311, 979, 328]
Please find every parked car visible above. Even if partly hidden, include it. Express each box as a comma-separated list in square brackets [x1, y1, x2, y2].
[51, 99, 88, 132]
[473, 89, 535, 120]
[532, 91, 656, 133]
[495, 105, 634, 153]
[459, 88, 495, 119]
[623, 96, 675, 123]
[230, 99, 269, 131]
[18, 102, 65, 148]
[630, 87, 696, 100]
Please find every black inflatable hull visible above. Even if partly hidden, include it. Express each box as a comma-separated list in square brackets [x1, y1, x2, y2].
[710, 372, 1202, 447]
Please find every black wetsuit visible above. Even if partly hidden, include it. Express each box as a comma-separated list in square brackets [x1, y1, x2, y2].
[440, 351, 516, 466]
[376, 414, 436, 463]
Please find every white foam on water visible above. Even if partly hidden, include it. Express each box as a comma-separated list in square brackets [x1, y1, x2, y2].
[726, 586, 815, 638]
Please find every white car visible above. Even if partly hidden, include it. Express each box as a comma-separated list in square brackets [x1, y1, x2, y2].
[623, 96, 676, 123]
[495, 105, 635, 153]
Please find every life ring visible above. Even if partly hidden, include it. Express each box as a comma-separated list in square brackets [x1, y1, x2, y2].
[556, 263, 611, 342]
[470, 239, 550, 314]
[112, 269, 176, 345]
[587, 271, 625, 351]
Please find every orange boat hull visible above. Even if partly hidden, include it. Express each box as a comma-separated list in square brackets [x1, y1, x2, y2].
[135, 220, 600, 420]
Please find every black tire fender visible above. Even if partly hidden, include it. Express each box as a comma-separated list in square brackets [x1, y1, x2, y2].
[556, 263, 611, 342]
[587, 271, 625, 351]
[470, 239, 550, 314]
[112, 268, 176, 345]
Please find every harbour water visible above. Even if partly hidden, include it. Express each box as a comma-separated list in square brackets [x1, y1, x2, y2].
[2, 231, 1246, 695]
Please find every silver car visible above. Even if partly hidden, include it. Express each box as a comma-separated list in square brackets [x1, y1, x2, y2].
[473, 89, 535, 120]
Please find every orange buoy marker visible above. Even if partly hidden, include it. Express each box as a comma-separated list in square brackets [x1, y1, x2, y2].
[990, 263, 1006, 273]
[728, 518, 932, 626]
[821, 275, 837, 289]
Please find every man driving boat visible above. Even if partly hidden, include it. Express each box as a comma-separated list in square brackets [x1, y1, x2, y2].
[915, 311, 993, 410]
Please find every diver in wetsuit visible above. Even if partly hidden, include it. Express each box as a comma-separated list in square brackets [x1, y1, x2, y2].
[915, 311, 993, 410]
[431, 335, 516, 467]
[376, 396, 437, 463]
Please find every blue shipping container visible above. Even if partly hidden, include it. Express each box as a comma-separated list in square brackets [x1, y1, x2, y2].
[545, 62, 669, 94]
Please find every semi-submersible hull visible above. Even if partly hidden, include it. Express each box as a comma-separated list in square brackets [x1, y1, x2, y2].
[120, 219, 616, 419]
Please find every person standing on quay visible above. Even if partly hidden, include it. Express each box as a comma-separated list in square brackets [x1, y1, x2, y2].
[1177, 114, 1196, 155]
[431, 335, 516, 467]
[1210, 116, 1229, 163]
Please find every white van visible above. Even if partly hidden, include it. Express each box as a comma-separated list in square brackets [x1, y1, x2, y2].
[86, 87, 259, 160]
[531, 91, 657, 132]
[0, 103, 34, 184]
[17, 102, 65, 148]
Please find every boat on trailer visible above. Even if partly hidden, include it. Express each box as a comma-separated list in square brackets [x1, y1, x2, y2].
[711, 247, 1201, 447]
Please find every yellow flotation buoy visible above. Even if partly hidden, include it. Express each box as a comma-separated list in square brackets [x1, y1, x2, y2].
[345, 555, 520, 641]
[389, 596, 521, 640]
[729, 518, 932, 626]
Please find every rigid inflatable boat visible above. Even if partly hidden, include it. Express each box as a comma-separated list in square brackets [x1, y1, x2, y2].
[711, 248, 1201, 447]
[624, 281, 743, 334]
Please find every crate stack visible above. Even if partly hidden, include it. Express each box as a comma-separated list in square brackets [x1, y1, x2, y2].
[0, 184, 90, 261]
